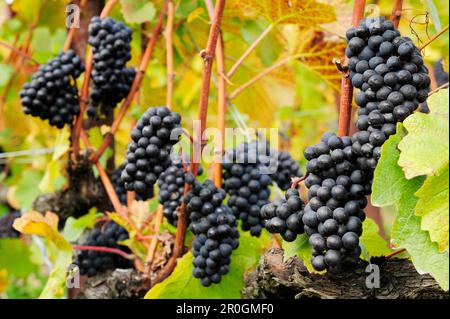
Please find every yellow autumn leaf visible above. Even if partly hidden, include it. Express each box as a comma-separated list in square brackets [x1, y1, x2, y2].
[226, 0, 336, 26]
[0, 269, 8, 293]
[287, 28, 345, 91]
[13, 211, 70, 250]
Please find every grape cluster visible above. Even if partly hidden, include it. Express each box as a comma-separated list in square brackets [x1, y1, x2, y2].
[20, 50, 84, 128]
[111, 164, 154, 205]
[185, 179, 239, 287]
[158, 160, 203, 226]
[261, 188, 305, 241]
[303, 132, 368, 272]
[0, 211, 21, 239]
[346, 18, 430, 191]
[346, 17, 430, 140]
[296, 18, 431, 273]
[222, 142, 273, 237]
[74, 221, 132, 277]
[121, 106, 181, 195]
[270, 150, 302, 190]
[87, 17, 135, 117]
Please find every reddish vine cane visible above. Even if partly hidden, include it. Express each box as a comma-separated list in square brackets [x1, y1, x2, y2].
[152, 0, 227, 287]
[72, 0, 119, 157]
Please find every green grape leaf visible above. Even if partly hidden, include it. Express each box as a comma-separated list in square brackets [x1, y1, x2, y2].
[372, 124, 423, 207]
[120, 0, 156, 24]
[38, 249, 73, 299]
[282, 233, 314, 272]
[0, 238, 37, 278]
[398, 89, 449, 178]
[9, 170, 43, 211]
[0, 63, 13, 87]
[145, 231, 272, 299]
[359, 218, 392, 260]
[415, 166, 449, 252]
[372, 125, 449, 291]
[63, 209, 100, 243]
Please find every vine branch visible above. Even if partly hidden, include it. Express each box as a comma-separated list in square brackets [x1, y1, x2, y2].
[226, 23, 274, 79]
[205, 0, 227, 188]
[228, 55, 296, 100]
[389, 0, 404, 28]
[153, 0, 227, 287]
[72, 0, 119, 157]
[337, 0, 366, 137]
[420, 25, 449, 50]
[73, 245, 135, 260]
[165, 0, 175, 110]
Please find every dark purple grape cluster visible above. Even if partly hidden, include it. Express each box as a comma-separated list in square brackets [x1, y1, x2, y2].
[185, 179, 239, 287]
[346, 17, 430, 139]
[20, 50, 84, 128]
[111, 164, 154, 205]
[157, 160, 203, 226]
[303, 132, 368, 272]
[121, 106, 181, 196]
[296, 17, 430, 273]
[0, 211, 21, 239]
[74, 221, 132, 277]
[87, 17, 135, 117]
[346, 17, 430, 194]
[261, 188, 305, 242]
[222, 142, 273, 237]
[270, 151, 302, 190]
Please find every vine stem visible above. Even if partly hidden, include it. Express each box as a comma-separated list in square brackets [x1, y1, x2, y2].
[228, 55, 297, 100]
[290, 173, 309, 189]
[72, 0, 119, 158]
[337, 0, 366, 137]
[79, 129, 149, 248]
[428, 82, 449, 96]
[0, 41, 40, 64]
[152, 0, 226, 287]
[226, 24, 274, 79]
[63, 0, 88, 51]
[420, 25, 449, 50]
[90, 2, 168, 163]
[389, 0, 403, 28]
[144, 205, 164, 270]
[205, 0, 227, 188]
[386, 248, 406, 259]
[165, 0, 175, 110]
[72, 245, 135, 260]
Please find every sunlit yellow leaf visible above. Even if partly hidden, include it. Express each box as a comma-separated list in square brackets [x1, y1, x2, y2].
[287, 29, 345, 91]
[13, 211, 69, 250]
[187, 8, 205, 24]
[0, 269, 8, 293]
[226, 0, 336, 26]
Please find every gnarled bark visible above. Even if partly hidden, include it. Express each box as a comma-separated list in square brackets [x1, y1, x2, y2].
[242, 248, 448, 299]
[33, 153, 108, 222]
[75, 269, 150, 299]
